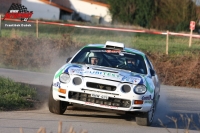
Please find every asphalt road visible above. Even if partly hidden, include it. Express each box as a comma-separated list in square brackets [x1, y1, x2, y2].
[0, 68, 200, 133]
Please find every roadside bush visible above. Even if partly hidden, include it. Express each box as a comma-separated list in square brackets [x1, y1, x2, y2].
[146, 52, 200, 88]
[0, 35, 83, 71]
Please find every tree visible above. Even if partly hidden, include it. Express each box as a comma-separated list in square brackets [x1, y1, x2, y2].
[133, 0, 155, 28]
[106, 0, 155, 28]
[152, 0, 198, 31]
[106, 0, 198, 31]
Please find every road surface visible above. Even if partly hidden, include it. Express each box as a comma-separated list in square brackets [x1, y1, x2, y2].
[0, 68, 200, 133]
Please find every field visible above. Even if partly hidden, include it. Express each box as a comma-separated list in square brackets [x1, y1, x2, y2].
[0, 20, 200, 88]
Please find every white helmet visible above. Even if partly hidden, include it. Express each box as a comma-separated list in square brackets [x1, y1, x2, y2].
[88, 52, 103, 65]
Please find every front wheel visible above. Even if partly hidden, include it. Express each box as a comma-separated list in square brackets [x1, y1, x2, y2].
[48, 85, 68, 114]
[135, 101, 155, 126]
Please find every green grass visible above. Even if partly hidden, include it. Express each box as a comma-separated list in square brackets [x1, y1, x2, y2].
[1, 20, 200, 56]
[0, 76, 37, 111]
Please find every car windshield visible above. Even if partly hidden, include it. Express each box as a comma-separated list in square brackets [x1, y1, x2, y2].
[71, 47, 147, 74]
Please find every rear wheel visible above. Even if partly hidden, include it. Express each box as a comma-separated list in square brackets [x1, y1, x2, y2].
[135, 101, 155, 126]
[48, 85, 68, 114]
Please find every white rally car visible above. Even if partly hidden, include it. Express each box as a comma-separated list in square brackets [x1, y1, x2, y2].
[48, 41, 160, 126]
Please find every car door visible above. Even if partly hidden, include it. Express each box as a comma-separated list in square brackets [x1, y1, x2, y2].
[145, 56, 160, 96]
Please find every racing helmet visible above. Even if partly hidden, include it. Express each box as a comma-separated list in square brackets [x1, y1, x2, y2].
[125, 57, 136, 67]
[88, 52, 103, 65]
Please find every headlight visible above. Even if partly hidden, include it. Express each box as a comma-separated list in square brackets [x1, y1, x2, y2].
[59, 73, 70, 83]
[134, 85, 147, 94]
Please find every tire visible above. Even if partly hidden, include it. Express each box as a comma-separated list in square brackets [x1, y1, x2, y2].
[48, 85, 68, 114]
[135, 100, 156, 126]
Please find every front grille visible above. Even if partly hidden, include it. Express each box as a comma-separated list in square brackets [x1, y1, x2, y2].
[68, 91, 131, 108]
[86, 82, 116, 91]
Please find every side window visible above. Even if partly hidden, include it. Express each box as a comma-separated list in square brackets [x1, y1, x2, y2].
[145, 56, 154, 70]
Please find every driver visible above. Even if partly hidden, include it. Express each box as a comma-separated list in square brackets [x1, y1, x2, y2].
[126, 58, 136, 67]
[88, 52, 102, 65]
[126, 58, 138, 71]
[91, 57, 99, 65]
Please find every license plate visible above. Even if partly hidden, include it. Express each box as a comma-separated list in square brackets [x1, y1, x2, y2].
[91, 93, 109, 99]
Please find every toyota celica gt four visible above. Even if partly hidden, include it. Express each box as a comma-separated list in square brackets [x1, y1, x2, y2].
[48, 41, 160, 126]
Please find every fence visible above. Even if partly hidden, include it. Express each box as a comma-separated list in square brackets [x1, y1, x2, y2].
[1, 16, 200, 55]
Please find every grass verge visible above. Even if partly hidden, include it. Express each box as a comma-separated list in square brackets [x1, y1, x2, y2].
[0, 76, 37, 111]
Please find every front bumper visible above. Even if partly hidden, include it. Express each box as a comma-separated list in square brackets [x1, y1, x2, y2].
[52, 76, 153, 112]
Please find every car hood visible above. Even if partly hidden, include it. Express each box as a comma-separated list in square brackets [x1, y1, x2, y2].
[55, 63, 146, 85]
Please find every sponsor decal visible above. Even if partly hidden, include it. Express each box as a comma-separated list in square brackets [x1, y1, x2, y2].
[53, 82, 60, 88]
[69, 67, 144, 84]
[144, 100, 153, 104]
[90, 50, 120, 53]
[64, 65, 82, 73]
[69, 68, 120, 78]
[142, 95, 152, 100]
[133, 75, 144, 84]
[105, 50, 121, 53]
[63, 64, 144, 84]
[121, 74, 142, 83]
[90, 49, 121, 53]
[55, 64, 81, 79]
[69, 68, 84, 73]
[3, 3, 33, 22]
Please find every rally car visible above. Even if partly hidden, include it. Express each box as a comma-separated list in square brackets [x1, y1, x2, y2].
[48, 41, 160, 126]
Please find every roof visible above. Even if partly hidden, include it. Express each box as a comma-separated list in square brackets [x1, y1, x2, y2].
[39, 0, 74, 13]
[81, 0, 110, 8]
[84, 44, 145, 56]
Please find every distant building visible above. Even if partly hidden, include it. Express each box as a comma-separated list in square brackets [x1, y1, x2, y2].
[49, 0, 112, 25]
[22, 0, 73, 20]
[69, 0, 112, 25]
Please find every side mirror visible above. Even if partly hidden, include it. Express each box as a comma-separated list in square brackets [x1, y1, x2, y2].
[66, 57, 72, 63]
[150, 69, 155, 76]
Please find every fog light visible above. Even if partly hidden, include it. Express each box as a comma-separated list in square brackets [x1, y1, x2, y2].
[58, 88, 66, 94]
[134, 100, 143, 104]
[73, 77, 82, 85]
[121, 85, 131, 93]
